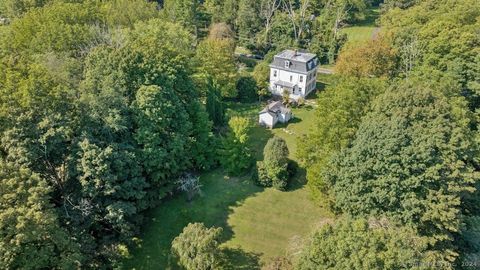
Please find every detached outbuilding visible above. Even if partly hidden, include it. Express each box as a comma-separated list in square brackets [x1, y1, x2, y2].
[259, 101, 292, 128]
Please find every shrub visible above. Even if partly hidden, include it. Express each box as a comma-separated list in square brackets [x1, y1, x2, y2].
[171, 223, 223, 270]
[255, 136, 290, 190]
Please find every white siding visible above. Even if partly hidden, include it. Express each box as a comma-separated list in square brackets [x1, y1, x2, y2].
[259, 113, 277, 128]
[269, 67, 318, 99]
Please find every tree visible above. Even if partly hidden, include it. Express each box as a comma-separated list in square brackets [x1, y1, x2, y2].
[172, 223, 223, 270]
[381, 0, 480, 109]
[208, 22, 235, 40]
[322, 79, 479, 261]
[205, 77, 226, 127]
[259, 0, 282, 43]
[218, 117, 252, 175]
[195, 39, 237, 98]
[252, 61, 271, 101]
[255, 136, 290, 190]
[282, 0, 312, 44]
[176, 173, 202, 201]
[297, 77, 386, 203]
[237, 0, 262, 46]
[0, 0, 50, 19]
[335, 36, 398, 78]
[100, 0, 159, 28]
[0, 161, 83, 269]
[204, 0, 224, 23]
[297, 217, 435, 270]
[221, 0, 238, 28]
[236, 75, 258, 102]
[163, 0, 199, 32]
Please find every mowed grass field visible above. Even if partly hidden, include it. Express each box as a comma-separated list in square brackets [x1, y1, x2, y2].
[340, 7, 380, 45]
[125, 97, 333, 269]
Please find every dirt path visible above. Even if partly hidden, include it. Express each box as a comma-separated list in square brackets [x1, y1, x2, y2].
[372, 27, 381, 39]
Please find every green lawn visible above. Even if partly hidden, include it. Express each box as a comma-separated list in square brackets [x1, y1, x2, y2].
[125, 100, 333, 269]
[340, 7, 380, 45]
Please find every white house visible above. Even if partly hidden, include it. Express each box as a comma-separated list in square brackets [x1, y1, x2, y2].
[269, 49, 319, 100]
[259, 101, 292, 128]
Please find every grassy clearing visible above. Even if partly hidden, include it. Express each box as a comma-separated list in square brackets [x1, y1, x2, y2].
[125, 97, 333, 269]
[341, 7, 380, 45]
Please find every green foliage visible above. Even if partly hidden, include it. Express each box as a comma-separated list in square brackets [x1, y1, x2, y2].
[255, 136, 290, 190]
[0, 161, 83, 269]
[219, 117, 252, 175]
[297, 217, 434, 270]
[252, 61, 269, 89]
[171, 223, 223, 270]
[298, 77, 386, 203]
[335, 36, 398, 78]
[195, 38, 237, 98]
[133, 85, 190, 200]
[236, 75, 258, 102]
[0, 3, 216, 267]
[237, 0, 262, 46]
[5, 1, 102, 56]
[163, 0, 199, 31]
[381, 0, 480, 109]
[323, 79, 479, 262]
[0, 0, 50, 19]
[205, 77, 225, 127]
[100, 0, 159, 28]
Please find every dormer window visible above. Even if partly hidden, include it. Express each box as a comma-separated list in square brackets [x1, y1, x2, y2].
[273, 70, 277, 77]
[285, 61, 290, 68]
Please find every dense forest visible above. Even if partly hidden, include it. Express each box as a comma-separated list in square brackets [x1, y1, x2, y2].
[0, 0, 479, 269]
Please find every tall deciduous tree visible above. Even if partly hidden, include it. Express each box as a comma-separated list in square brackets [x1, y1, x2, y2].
[195, 38, 237, 98]
[237, 0, 262, 46]
[297, 217, 435, 270]
[298, 77, 386, 203]
[335, 36, 398, 78]
[323, 79, 479, 262]
[163, 0, 199, 32]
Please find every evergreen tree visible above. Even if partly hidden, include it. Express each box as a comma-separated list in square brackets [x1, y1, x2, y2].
[205, 77, 225, 127]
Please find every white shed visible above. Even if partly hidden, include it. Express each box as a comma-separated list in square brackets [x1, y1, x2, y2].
[259, 101, 292, 128]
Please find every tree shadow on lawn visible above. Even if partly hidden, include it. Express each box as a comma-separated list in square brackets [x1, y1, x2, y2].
[286, 162, 307, 192]
[125, 171, 266, 270]
[249, 125, 274, 161]
[221, 247, 262, 270]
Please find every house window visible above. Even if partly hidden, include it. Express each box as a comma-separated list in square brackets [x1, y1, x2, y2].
[299, 75, 303, 82]
[285, 61, 290, 68]
[299, 87, 302, 93]
[273, 70, 277, 77]
[290, 75, 292, 82]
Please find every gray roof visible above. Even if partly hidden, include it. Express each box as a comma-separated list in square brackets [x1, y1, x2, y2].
[270, 49, 319, 73]
[259, 101, 291, 115]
